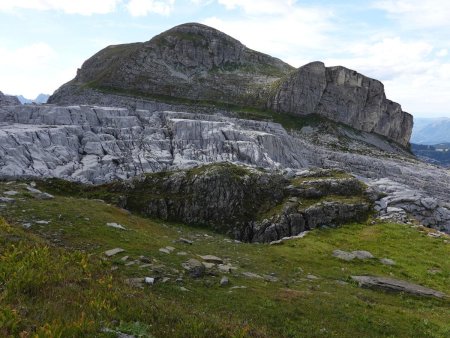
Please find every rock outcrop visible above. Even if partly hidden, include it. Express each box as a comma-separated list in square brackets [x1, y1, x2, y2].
[1, 104, 450, 232]
[351, 276, 447, 299]
[39, 164, 370, 242]
[0, 91, 20, 106]
[48, 23, 412, 145]
[269, 62, 413, 146]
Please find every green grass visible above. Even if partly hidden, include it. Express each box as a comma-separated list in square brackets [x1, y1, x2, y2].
[0, 181, 449, 337]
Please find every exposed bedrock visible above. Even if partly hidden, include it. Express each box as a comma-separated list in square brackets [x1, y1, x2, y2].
[0, 104, 449, 232]
[268, 62, 413, 146]
[48, 23, 412, 145]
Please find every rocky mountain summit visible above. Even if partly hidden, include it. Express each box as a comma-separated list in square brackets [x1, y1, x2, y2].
[49, 23, 412, 146]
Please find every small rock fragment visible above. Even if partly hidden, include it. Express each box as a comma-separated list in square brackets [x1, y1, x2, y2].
[220, 276, 229, 286]
[179, 238, 193, 245]
[306, 274, 319, 280]
[380, 258, 396, 266]
[104, 248, 125, 257]
[242, 272, 263, 279]
[144, 277, 155, 285]
[3, 190, 18, 196]
[352, 250, 374, 260]
[332, 249, 356, 261]
[199, 255, 223, 264]
[202, 262, 215, 269]
[182, 259, 205, 278]
[106, 222, 127, 230]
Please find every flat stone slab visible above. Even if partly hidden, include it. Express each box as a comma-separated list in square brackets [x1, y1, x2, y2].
[351, 275, 447, 299]
[333, 249, 356, 261]
[3, 190, 19, 196]
[106, 222, 127, 230]
[104, 248, 125, 257]
[199, 255, 223, 264]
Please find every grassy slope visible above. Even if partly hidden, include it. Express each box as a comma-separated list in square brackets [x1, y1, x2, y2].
[1, 181, 449, 337]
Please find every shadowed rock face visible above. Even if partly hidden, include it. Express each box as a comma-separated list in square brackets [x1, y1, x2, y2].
[0, 91, 20, 106]
[49, 23, 412, 146]
[268, 62, 413, 146]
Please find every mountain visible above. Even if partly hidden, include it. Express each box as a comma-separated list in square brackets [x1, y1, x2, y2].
[16, 93, 50, 104]
[49, 23, 412, 146]
[411, 143, 450, 167]
[411, 117, 450, 144]
[34, 93, 50, 104]
[0, 91, 20, 105]
[16, 95, 33, 104]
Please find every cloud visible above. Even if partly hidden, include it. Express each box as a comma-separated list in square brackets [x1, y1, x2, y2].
[324, 36, 450, 117]
[373, 0, 450, 28]
[203, 2, 334, 64]
[0, 43, 80, 98]
[217, 0, 295, 15]
[126, 0, 175, 16]
[0, 0, 121, 15]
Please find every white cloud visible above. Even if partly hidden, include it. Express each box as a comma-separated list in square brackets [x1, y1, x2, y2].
[0, 0, 121, 15]
[126, 0, 175, 16]
[217, 0, 295, 15]
[203, 3, 334, 64]
[0, 43, 80, 98]
[373, 0, 450, 28]
[437, 49, 448, 57]
[324, 37, 450, 117]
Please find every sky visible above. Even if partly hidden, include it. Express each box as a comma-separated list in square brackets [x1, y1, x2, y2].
[0, 0, 449, 117]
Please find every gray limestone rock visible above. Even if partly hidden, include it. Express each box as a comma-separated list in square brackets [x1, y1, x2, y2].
[182, 258, 205, 278]
[47, 23, 411, 144]
[104, 248, 125, 257]
[0, 91, 20, 106]
[352, 250, 374, 260]
[333, 250, 356, 261]
[0, 102, 450, 234]
[351, 275, 446, 298]
[380, 258, 396, 266]
[220, 276, 229, 286]
[268, 62, 412, 146]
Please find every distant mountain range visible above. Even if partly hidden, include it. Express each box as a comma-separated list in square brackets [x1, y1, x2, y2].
[16, 93, 50, 104]
[411, 117, 450, 144]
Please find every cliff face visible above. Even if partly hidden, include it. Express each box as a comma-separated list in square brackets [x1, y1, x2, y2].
[268, 62, 413, 146]
[0, 91, 20, 106]
[49, 23, 412, 145]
